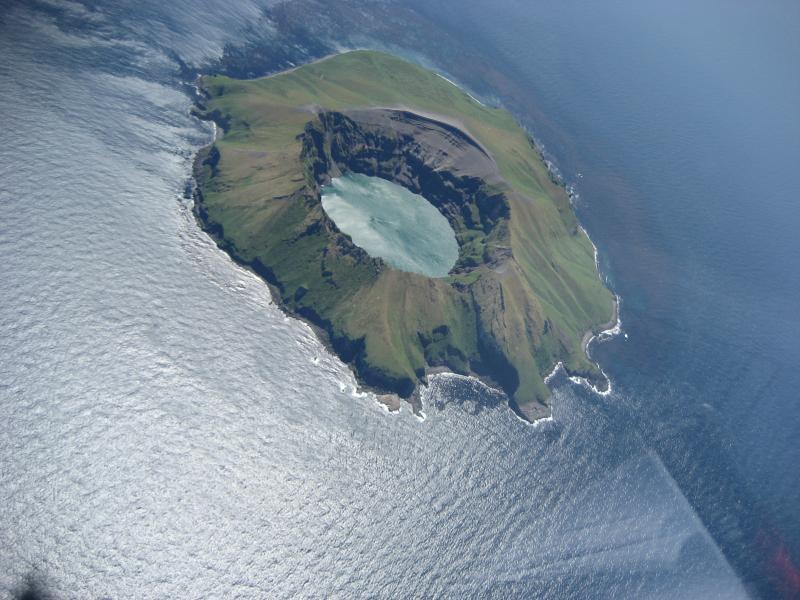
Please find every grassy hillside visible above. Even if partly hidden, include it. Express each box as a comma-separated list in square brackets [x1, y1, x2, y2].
[193, 50, 615, 420]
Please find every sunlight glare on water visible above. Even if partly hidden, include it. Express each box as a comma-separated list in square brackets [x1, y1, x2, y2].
[0, 0, 760, 597]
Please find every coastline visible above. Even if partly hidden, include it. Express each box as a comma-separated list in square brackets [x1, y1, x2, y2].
[576, 294, 621, 397]
[528, 125, 622, 372]
[189, 51, 619, 423]
[537, 133, 622, 400]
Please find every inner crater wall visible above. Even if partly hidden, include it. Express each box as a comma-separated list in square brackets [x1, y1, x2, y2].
[301, 109, 512, 272]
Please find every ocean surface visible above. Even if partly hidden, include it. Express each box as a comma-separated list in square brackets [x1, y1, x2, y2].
[0, 1, 797, 598]
[321, 173, 459, 278]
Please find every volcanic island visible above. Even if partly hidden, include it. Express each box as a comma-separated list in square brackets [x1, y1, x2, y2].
[192, 50, 616, 422]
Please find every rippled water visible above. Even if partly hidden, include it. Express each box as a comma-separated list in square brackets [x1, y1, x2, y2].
[409, 2, 800, 596]
[2, 0, 790, 598]
[321, 173, 459, 277]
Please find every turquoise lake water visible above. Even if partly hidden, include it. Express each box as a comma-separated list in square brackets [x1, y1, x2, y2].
[321, 172, 458, 277]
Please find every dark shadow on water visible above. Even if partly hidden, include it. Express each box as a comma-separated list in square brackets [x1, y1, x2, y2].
[12, 576, 54, 600]
[428, 375, 509, 416]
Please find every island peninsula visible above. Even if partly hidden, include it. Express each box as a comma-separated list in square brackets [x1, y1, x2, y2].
[192, 50, 615, 421]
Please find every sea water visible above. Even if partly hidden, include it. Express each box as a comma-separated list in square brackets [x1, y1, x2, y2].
[409, 0, 800, 595]
[1, 0, 797, 598]
[321, 173, 459, 277]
